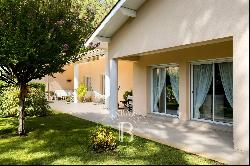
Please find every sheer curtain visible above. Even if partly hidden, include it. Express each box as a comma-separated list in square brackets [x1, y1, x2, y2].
[153, 68, 166, 112]
[167, 67, 179, 103]
[193, 64, 213, 118]
[219, 62, 233, 107]
[152, 69, 158, 112]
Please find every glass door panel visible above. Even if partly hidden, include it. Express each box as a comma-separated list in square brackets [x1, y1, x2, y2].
[192, 61, 233, 124]
[166, 67, 179, 115]
[152, 66, 179, 115]
[214, 63, 233, 124]
[192, 64, 213, 120]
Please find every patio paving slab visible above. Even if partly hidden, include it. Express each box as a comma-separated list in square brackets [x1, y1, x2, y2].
[50, 101, 249, 165]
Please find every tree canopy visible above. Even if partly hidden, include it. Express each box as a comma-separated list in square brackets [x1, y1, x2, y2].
[0, 0, 118, 85]
[73, 0, 118, 28]
[0, 0, 117, 135]
[0, 0, 92, 85]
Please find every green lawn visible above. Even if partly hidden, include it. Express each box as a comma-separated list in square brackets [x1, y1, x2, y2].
[0, 112, 222, 165]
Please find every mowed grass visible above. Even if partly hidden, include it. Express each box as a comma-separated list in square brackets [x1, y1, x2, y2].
[0, 112, 222, 165]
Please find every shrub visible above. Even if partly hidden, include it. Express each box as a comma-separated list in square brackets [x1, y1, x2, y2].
[77, 83, 87, 102]
[0, 86, 19, 117]
[66, 96, 71, 102]
[89, 125, 117, 153]
[28, 82, 46, 92]
[0, 85, 52, 117]
[0, 80, 8, 93]
[25, 87, 52, 117]
[123, 90, 133, 101]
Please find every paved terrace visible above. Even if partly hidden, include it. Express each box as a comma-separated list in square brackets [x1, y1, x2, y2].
[50, 101, 249, 165]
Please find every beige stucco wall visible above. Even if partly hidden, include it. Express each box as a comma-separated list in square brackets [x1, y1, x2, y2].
[79, 57, 106, 94]
[79, 56, 133, 103]
[35, 64, 74, 91]
[133, 39, 232, 115]
[108, 0, 249, 152]
[36, 57, 133, 101]
[118, 60, 133, 104]
[110, 0, 248, 58]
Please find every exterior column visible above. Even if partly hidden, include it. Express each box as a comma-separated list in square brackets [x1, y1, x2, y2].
[178, 60, 190, 121]
[109, 58, 118, 118]
[233, 32, 249, 153]
[105, 55, 110, 109]
[74, 63, 79, 103]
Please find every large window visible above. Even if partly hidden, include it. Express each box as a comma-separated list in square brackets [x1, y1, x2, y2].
[151, 65, 179, 116]
[191, 60, 233, 124]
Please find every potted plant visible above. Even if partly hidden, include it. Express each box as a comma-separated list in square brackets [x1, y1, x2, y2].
[77, 83, 87, 102]
[123, 90, 133, 101]
[66, 96, 71, 103]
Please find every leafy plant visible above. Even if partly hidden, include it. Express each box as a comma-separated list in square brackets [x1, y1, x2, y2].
[166, 85, 178, 104]
[49, 91, 55, 97]
[0, 86, 19, 117]
[66, 96, 71, 102]
[123, 90, 133, 101]
[25, 88, 52, 117]
[28, 82, 46, 92]
[77, 83, 87, 102]
[0, 86, 52, 118]
[89, 125, 117, 153]
[0, 0, 97, 135]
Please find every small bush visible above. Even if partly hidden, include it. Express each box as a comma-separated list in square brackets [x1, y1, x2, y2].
[77, 83, 87, 102]
[25, 87, 52, 117]
[123, 90, 133, 101]
[28, 82, 46, 92]
[0, 86, 19, 117]
[65, 96, 71, 102]
[0, 85, 52, 118]
[89, 125, 117, 153]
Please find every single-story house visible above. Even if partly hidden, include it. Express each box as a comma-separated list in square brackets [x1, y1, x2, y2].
[84, 0, 249, 155]
[38, 0, 249, 161]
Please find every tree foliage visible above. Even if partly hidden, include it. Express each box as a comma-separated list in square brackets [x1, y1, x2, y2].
[0, 0, 114, 135]
[0, 85, 51, 117]
[0, 0, 97, 85]
[73, 0, 118, 29]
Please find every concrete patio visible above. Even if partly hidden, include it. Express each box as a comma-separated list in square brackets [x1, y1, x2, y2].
[50, 101, 248, 165]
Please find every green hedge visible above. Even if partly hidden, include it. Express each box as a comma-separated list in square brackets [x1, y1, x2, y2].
[28, 82, 46, 92]
[0, 82, 51, 118]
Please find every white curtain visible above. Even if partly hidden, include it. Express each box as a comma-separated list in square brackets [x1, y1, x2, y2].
[219, 62, 233, 108]
[193, 64, 213, 118]
[152, 69, 158, 112]
[153, 68, 166, 112]
[167, 67, 179, 103]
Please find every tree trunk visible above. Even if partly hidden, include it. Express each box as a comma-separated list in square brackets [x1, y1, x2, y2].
[18, 84, 27, 136]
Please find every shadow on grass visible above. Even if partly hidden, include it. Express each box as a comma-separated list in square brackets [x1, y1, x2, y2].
[0, 113, 221, 165]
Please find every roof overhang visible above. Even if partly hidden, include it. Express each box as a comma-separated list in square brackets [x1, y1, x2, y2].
[84, 0, 145, 47]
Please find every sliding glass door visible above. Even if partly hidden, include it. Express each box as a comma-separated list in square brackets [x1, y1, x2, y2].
[191, 61, 233, 124]
[152, 65, 179, 116]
